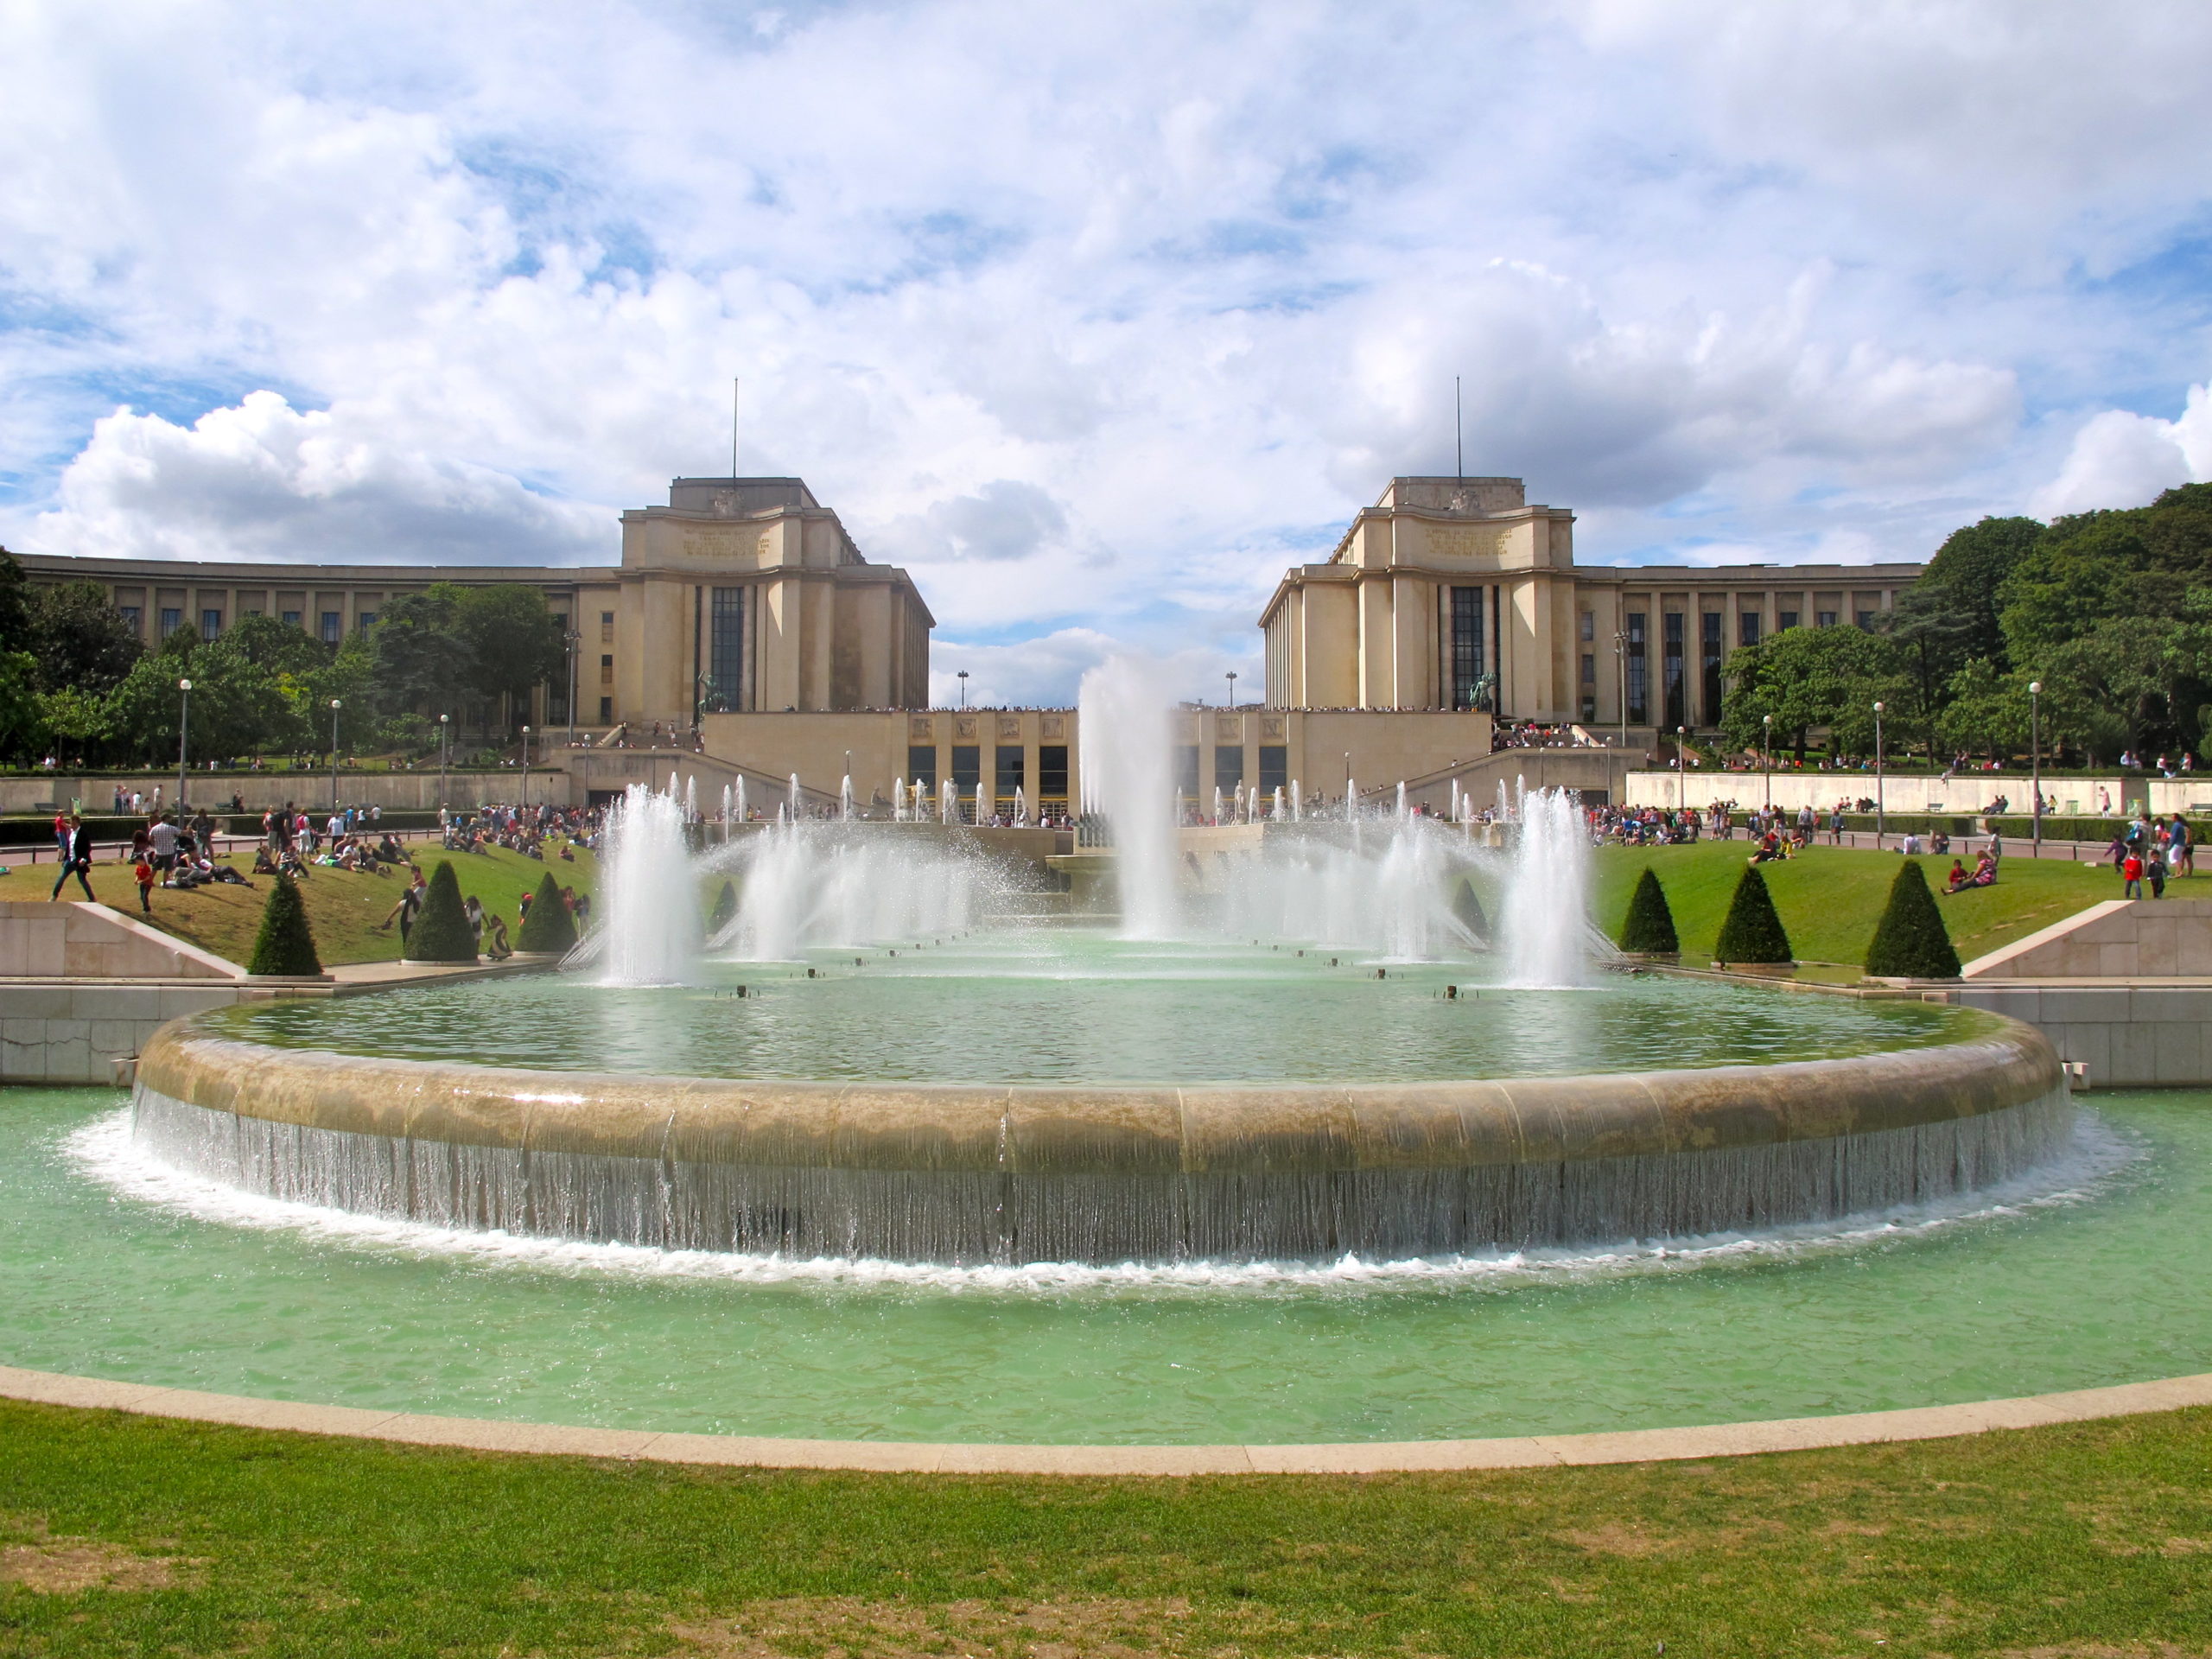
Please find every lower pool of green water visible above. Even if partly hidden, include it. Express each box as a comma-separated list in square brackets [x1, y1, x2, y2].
[4, 1086, 2206, 1445]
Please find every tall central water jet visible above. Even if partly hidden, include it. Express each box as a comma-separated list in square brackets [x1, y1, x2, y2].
[598, 781, 701, 986]
[1077, 656, 1179, 938]
[1500, 785, 1593, 988]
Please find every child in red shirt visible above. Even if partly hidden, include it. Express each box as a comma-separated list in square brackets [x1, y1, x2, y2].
[133, 855, 155, 913]
[2122, 852, 2145, 899]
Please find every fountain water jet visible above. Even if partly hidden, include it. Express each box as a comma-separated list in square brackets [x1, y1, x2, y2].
[1501, 784, 1595, 988]
[1077, 656, 1180, 939]
[597, 782, 702, 986]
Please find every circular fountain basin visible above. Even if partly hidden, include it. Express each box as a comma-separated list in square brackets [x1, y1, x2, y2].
[129, 936, 2069, 1267]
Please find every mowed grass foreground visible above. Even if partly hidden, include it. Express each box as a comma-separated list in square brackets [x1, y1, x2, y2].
[1591, 841, 2133, 969]
[1, 843, 598, 967]
[3, 1400, 2212, 1656]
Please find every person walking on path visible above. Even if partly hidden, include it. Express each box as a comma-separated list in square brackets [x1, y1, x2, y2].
[48, 815, 93, 901]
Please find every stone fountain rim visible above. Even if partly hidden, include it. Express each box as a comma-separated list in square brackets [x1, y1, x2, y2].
[132, 1006, 2062, 1173]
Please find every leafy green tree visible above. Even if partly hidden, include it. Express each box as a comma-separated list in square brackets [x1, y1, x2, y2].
[2033, 616, 2202, 764]
[0, 548, 31, 654]
[1999, 484, 2212, 662]
[246, 874, 324, 977]
[708, 879, 739, 934]
[24, 581, 143, 695]
[1864, 861, 1960, 980]
[454, 585, 567, 728]
[1720, 625, 1903, 759]
[0, 650, 44, 761]
[1713, 865, 1792, 965]
[406, 861, 477, 963]
[1618, 868, 1678, 955]
[1936, 658, 2032, 761]
[370, 585, 474, 722]
[1904, 516, 2043, 673]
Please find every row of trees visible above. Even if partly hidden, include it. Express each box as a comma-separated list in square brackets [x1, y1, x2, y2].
[1720, 482, 2212, 766]
[0, 553, 568, 768]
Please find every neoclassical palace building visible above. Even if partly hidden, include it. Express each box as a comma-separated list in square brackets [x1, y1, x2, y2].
[16, 470, 1927, 810]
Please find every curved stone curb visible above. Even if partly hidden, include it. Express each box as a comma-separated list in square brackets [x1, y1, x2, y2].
[4, 1363, 2208, 1476]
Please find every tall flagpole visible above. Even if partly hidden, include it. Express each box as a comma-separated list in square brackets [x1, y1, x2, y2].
[1455, 376, 1463, 481]
[731, 378, 740, 477]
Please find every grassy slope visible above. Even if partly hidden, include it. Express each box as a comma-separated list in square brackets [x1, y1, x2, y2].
[1592, 841, 2131, 968]
[4, 843, 597, 968]
[3, 1400, 2211, 1656]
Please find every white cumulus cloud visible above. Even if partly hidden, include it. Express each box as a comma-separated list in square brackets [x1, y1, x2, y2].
[2031, 385, 2212, 519]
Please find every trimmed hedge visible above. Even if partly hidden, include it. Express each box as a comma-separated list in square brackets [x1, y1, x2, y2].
[708, 879, 739, 933]
[245, 873, 322, 976]
[515, 870, 579, 954]
[1865, 860, 1961, 980]
[1618, 868, 1679, 954]
[1714, 864, 1793, 964]
[406, 861, 477, 963]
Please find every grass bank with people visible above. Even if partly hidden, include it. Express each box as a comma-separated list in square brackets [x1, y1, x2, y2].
[1592, 841, 2126, 969]
[3, 1395, 2211, 1656]
[3, 842, 597, 968]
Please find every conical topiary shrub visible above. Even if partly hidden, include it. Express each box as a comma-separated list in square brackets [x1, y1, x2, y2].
[515, 870, 578, 955]
[708, 878, 738, 933]
[1451, 878, 1490, 943]
[1618, 867, 1679, 955]
[405, 861, 477, 963]
[1864, 860, 1961, 980]
[1713, 864, 1793, 965]
[245, 872, 323, 976]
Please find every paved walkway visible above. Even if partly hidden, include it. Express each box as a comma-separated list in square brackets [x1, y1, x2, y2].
[3, 1363, 2206, 1474]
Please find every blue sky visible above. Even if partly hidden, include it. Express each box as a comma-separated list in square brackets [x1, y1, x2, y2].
[3, 0, 2210, 704]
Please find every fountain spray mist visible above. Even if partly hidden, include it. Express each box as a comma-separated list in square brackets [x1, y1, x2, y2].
[1077, 656, 1179, 939]
[598, 782, 702, 986]
[1501, 784, 1594, 988]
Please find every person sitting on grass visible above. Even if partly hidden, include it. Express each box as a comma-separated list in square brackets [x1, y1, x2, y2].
[1945, 857, 1968, 893]
[1947, 852, 1997, 893]
[1750, 830, 1783, 864]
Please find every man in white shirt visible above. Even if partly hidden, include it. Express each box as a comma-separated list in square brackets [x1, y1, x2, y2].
[148, 815, 180, 875]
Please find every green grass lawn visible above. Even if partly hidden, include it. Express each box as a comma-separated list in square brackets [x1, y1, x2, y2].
[3, 1400, 2211, 1656]
[3, 843, 598, 968]
[1592, 840, 2136, 969]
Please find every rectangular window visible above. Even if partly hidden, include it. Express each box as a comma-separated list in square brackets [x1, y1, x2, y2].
[320, 611, 341, 645]
[1816, 610, 1839, 628]
[598, 696, 613, 724]
[1214, 745, 1245, 793]
[1739, 611, 1761, 648]
[950, 745, 982, 791]
[1038, 745, 1069, 798]
[907, 746, 938, 789]
[1626, 613, 1648, 725]
[1662, 612, 1686, 729]
[1700, 612, 1724, 724]
[548, 678, 568, 725]
[600, 611, 614, 645]
[1450, 586, 1486, 709]
[160, 607, 183, 637]
[200, 608, 222, 639]
[357, 612, 377, 633]
[1258, 745, 1287, 794]
[1579, 611, 1594, 642]
[995, 744, 1026, 801]
[118, 605, 141, 634]
[1173, 745, 1201, 799]
[706, 587, 745, 712]
[1581, 693, 1597, 721]
[281, 609, 302, 626]
[1778, 609, 1800, 631]
[1581, 652, 1596, 686]
[600, 653, 613, 685]
[1856, 609, 1878, 631]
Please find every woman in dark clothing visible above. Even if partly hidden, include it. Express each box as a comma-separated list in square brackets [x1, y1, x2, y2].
[49, 816, 94, 901]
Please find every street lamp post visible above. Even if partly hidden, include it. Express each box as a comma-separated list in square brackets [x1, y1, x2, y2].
[176, 679, 192, 812]
[438, 714, 449, 813]
[1675, 725, 1687, 818]
[521, 725, 531, 812]
[957, 670, 969, 709]
[1225, 671, 1237, 709]
[328, 700, 342, 821]
[1762, 713, 1772, 815]
[1873, 701, 1886, 849]
[2029, 680, 2044, 856]
[1613, 631, 1629, 750]
[565, 628, 580, 747]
